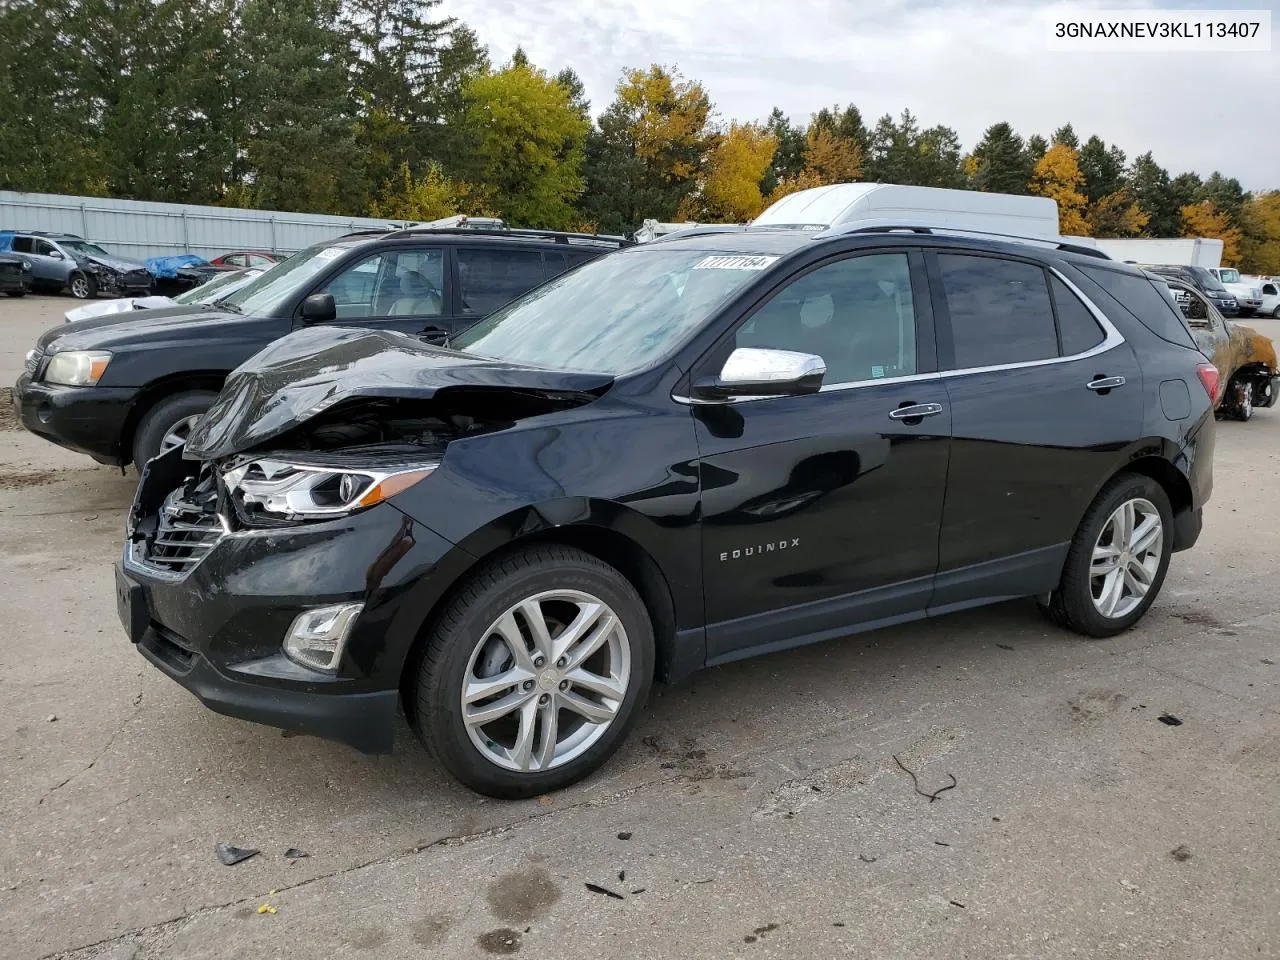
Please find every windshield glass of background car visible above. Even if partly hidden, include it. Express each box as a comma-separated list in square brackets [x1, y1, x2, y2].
[1218, 269, 1241, 283]
[450, 249, 777, 374]
[173, 269, 260, 305]
[1189, 266, 1228, 293]
[217, 245, 347, 315]
[61, 240, 110, 257]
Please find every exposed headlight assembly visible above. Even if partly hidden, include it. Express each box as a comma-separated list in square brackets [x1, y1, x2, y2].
[44, 350, 112, 385]
[223, 458, 436, 521]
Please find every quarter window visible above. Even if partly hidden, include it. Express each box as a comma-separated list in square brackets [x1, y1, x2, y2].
[1050, 277, 1105, 354]
[457, 248, 546, 315]
[734, 253, 917, 384]
[939, 254, 1057, 368]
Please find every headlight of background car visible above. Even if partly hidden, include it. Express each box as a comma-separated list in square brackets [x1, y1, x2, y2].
[222, 458, 437, 522]
[44, 350, 112, 386]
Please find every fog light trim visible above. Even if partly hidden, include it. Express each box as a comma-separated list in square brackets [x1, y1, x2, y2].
[283, 602, 363, 672]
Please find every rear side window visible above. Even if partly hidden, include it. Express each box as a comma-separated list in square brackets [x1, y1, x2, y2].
[543, 252, 569, 280]
[938, 254, 1057, 368]
[457, 248, 546, 315]
[1077, 264, 1198, 349]
[1050, 277, 1105, 354]
[11, 236, 33, 253]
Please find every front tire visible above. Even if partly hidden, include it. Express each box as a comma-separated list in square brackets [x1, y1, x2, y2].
[69, 271, 97, 299]
[131, 391, 217, 470]
[408, 545, 654, 798]
[1042, 474, 1173, 638]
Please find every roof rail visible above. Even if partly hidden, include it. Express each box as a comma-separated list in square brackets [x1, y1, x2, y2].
[819, 222, 1112, 260]
[336, 227, 397, 239]
[382, 225, 631, 247]
[648, 225, 751, 243]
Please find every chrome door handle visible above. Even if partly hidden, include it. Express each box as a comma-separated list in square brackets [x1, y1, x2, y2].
[1086, 376, 1126, 391]
[888, 402, 944, 421]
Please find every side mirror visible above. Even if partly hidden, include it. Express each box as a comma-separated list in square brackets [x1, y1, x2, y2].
[692, 347, 826, 401]
[48, 250, 64, 260]
[299, 293, 336, 324]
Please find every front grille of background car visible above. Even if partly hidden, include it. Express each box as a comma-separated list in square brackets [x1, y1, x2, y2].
[136, 483, 224, 575]
[125, 269, 150, 285]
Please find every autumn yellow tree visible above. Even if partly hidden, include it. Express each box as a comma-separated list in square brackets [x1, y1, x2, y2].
[370, 162, 491, 221]
[1239, 192, 1280, 275]
[679, 123, 777, 222]
[1028, 144, 1088, 235]
[1181, 200, 1243, 265]
[765, 125, 863, 205]
[1086, 189, 1149, 238]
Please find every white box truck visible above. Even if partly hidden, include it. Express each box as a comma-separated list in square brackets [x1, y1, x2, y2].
[1090, 237, 1223, 268]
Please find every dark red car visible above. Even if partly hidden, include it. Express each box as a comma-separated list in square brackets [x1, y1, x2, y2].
[208, 251, 283, 268]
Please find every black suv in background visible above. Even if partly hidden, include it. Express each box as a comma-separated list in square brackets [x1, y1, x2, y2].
[116, 222, 1216, 797]
[1143, 264, 1239, 317]
[14, 228, 623, 468]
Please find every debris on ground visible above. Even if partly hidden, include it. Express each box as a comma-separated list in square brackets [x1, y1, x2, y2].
[858, 854, 877, 863]
[215, 842, 260, 866]
[1262, 658, 1275, 665]
[892, 753, 957, 802]
[618, 870, 626, 882]
[630, 888, 645, 895]
[46, 715, 57, 723]
[949, 900, 966, 909]
[584, 882, 624, 900]
[257, 903, 277, 915]
[934, 841, 951, 847]
[996, 643, 1014, 651]
[1158, 714, 1184, 726]
[283, 848, 309, 860]
[1171, 844, 1193, 862]
[616, 832, 632, 841]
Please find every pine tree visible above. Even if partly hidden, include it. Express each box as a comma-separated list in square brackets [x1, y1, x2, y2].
[970, 122, 1033, 195]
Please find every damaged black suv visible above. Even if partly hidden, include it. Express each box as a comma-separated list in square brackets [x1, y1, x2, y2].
[117, 221, 1216, 797]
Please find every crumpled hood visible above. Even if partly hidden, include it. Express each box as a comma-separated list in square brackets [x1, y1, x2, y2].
[80, 252, 147, 274]
[185, 326, 615, 460]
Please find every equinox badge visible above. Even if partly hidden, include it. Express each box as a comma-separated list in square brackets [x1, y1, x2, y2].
[720, 538, 800, 561]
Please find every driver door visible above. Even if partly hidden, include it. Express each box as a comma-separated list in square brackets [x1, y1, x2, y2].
[310, 246, 452, 336]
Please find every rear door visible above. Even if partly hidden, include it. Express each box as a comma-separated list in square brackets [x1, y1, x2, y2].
[927, 250, 1143, 605]
[23, 238, 60, 283]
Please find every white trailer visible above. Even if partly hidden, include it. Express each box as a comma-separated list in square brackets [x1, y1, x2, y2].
[1090, 237, 1223, 268]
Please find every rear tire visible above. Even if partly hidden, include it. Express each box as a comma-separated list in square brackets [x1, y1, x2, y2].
[1042, 473, 1173, 638]
[131, 391, 217, 470]
[1229, 377, 1254, 421]
[408, 545, 654, 798]
[6, 290, 25, 298]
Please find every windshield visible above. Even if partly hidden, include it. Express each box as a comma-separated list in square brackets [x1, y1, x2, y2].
[1216, 268, 1241, 284]
[1189, 266, 1228, 294]
[173, 268, 263, 305]
[61, 240, 111, 258]
[450, 248, 778, 374]
[217, 244, 349, 315]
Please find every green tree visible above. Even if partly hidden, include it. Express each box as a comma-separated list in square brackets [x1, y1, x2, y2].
[811, 104, 868, 156]
[1077, 135, 1126, 205]
[1239, 192, 1280, 275]
[1025, 135, 1049, 166]
[970, 122, 1033, 194]
[1195, 172, 1245, 222]
[761, 107, 806, 195]
[554, 67, 591, 121]
[235, 0, 362, 213]
[460, 60, 589, 228]
[1128, 152, 1177, 236]
[1051, 123, 1079, 149]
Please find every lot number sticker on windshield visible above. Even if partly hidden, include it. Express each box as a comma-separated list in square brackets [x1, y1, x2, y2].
[313, 247, 345, 262]
[693, 255, 778, 271]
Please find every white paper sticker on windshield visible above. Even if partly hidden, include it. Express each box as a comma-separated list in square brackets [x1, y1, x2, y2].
[693, 255, 778, 271]
[313, 247, 345, 261]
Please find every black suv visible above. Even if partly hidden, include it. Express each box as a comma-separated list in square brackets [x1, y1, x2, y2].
[14, 228, 622, 469]
[116, 224, 1216, 797]
[1142, 264, 1239, 317]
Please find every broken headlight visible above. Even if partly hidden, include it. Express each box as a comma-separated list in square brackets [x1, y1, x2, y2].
[222, 458, 437, 522]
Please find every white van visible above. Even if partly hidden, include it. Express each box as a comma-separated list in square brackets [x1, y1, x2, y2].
[751, 183, 1062, 239]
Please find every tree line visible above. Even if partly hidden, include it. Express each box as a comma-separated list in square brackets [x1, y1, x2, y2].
[1, 0, 1277, 272]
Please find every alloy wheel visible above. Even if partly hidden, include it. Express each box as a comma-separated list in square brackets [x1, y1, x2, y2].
[461, 589, 631, 773]
[160, 415, 202, 454]
[70, 275, 90, 298]
[1239, 381, 1254, 419]
[1090, 497, 1163, 619]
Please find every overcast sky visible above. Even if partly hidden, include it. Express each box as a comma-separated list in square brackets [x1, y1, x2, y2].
[440, 0, 1278, 191]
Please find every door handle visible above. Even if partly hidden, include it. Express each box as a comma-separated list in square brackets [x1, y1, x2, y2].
[1086, 376, 1126, 392]
[888, 402, 944, 421]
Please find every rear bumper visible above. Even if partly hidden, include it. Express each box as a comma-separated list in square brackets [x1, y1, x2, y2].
[12, 373, 135, 463]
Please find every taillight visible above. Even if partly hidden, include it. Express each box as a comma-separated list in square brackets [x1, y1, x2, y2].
[1196, 362, 1220, 400]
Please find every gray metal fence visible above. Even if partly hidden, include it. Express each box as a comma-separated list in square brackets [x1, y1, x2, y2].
[0, 190, 408, 260]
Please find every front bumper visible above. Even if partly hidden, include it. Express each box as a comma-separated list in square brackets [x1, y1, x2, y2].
[118, 451, 465, 753]
[12, 373, 137, 463]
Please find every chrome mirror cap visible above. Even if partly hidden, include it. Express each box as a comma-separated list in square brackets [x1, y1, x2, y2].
[693, 347, 826, 400]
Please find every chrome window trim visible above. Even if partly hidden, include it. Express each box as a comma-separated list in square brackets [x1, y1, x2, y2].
[672, 265, 1124, 406]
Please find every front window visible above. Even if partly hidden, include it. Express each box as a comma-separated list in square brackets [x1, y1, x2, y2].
[218, 244, 357, 316]
[60, 240, 111, 258]
[317, 248, 444, 319]
[451, 248, 778, 375]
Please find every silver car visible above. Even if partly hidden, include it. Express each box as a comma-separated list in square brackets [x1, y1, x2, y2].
[2, 231, 152, 299]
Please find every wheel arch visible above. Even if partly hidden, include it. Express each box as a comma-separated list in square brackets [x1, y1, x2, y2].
[121, 371, 229, 462]
[396, 504, 699, 707]
[1110, 450, 1196, 550]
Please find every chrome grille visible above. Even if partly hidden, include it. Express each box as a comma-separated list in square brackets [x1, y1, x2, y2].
[135, 483, 225, 576]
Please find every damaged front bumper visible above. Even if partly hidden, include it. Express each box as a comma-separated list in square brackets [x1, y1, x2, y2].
[117, 448, 460, 753]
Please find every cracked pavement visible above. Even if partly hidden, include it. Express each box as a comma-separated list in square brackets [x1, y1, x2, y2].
[2, 296, 1278, 959]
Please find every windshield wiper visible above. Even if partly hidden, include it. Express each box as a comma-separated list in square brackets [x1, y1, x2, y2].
[215, 298, 243, 314]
